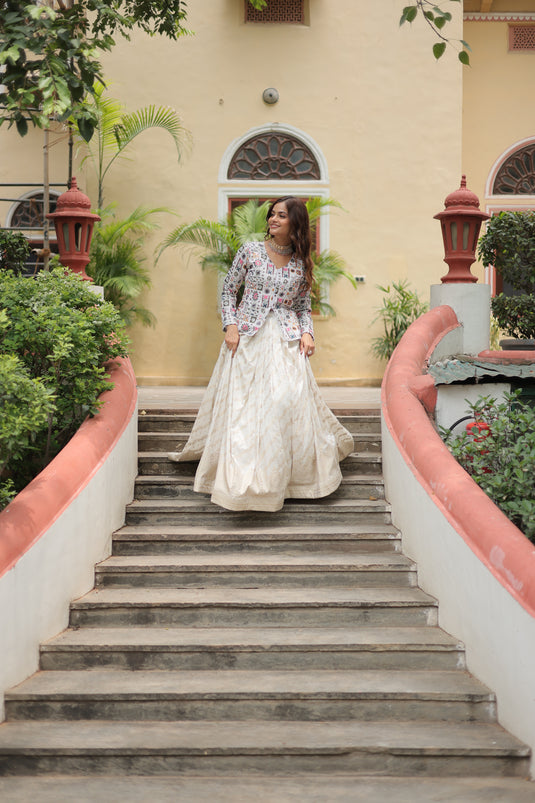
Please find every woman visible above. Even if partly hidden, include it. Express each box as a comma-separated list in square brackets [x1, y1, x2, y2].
[170, 196, 354, 511]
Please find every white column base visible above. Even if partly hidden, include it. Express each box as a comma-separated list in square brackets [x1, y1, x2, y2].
[430, 283, 490, 356]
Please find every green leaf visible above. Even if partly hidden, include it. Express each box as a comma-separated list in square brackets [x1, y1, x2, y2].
[433, 42, 447, 59]
[77, 117, 95, 142]
[458, 50, 470, 66]
[435, 17, 447, 30]
[0, 46, 20, 65]
[27, 5, 56, 21]
[400, 5, 418, 25]
[15, 116, 28, 137]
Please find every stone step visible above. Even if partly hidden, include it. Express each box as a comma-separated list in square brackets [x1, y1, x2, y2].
[125, 498, 392, 527]
[2, 773, 535, 802]
[69, 587, 438, 628]
[0, 720, 529, 777]
[112, 523, 401, 555]
[137, 412, 382, 435]
[138, 413, 197, 433]
[5, 669, 496, 724]
[94, 552, 416, 589]
[134, 473, 386, 501]
[137, 451, 383, 477]
[39, 625, 466, 672]
[139, 431, 382, 453]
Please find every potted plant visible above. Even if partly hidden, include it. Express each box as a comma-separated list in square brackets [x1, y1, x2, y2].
[477, 211, 535, 349]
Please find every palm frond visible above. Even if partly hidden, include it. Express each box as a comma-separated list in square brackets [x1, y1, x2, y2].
[87, 206, 162, 327]
[201, 251, 234, 274]
[158, 219, 240, 262]
[305, 197, 344, 225]
[231, 199, 271, 243]
[74, 86, 191, 208]
[313, 299, 337, 317]
[114, 105, 190, 162]
[313, 250, 358, 288]
[96, 206, 167, 246]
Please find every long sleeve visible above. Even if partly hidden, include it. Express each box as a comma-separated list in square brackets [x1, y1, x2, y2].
[293, 282, 314, 339]
[220, 245, 248, 330]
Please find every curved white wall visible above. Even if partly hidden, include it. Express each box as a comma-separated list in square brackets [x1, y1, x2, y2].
[0, 361, 138, 719]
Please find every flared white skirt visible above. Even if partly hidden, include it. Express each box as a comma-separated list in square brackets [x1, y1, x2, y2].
[174, 314, 354, 512]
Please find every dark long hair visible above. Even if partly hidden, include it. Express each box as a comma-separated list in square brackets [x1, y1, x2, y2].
[265, 196, 314, 290]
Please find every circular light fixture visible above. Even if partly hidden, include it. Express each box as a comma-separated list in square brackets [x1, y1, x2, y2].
[262, 88, 279, 105]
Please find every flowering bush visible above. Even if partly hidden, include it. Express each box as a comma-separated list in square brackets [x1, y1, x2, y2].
[441, 391, 535, 541]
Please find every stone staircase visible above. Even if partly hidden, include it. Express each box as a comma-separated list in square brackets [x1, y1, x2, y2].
[0, 405, 532, 801]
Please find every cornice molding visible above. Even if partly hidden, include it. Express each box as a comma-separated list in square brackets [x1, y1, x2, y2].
[464, 12, 535, 21]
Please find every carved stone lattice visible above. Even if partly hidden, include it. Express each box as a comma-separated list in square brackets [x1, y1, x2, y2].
[509, 25, 535, 50]
[493, 145, 535, 194]
[245, 0, 304, 24]
[228, 133, 320, 180]
[9, 193, 57, 228]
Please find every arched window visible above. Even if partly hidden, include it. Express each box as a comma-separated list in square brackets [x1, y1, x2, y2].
[227, 132, 321, 181]
[4, 190, 60, 276]
[6, 191, 58, 229]
[492, 143, 535, 195]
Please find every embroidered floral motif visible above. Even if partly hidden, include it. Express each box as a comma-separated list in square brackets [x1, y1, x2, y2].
[221, 242, 314, 341]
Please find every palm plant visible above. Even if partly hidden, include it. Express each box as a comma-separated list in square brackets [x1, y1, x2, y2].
[312, 250, 357, 317]
[73, 85, 188, 326]
[76, 84, 190, 208]
[370, 280, 429, 360]
[87, 206, 166, 327]
[159, 197, 357, 316]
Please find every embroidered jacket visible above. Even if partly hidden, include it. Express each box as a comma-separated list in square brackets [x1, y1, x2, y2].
[221, 241, 314, 341]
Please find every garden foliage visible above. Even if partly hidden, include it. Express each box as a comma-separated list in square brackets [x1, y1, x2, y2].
[0, 268, 129, 509]
[442, 392, 535, 541]
[477, 210, 535, 340]
[0, 1, 189, 139]
[370, 280, 429, 361]
[399, 0, 470, 63]
[0, 230, 30, 275]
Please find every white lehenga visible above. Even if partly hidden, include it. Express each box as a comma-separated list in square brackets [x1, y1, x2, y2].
[173, 314, 354, 512]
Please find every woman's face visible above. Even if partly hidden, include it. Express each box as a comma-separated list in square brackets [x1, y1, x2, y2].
[268, 202, 291, 243]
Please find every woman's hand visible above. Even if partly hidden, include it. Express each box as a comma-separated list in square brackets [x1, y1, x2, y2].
[224, 324, 240, 356]
[300, 332, 315, 358]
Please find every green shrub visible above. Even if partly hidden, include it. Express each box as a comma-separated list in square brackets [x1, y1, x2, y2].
[0, 230, 30, 275]
[0, 354, 55, 504]
[0, 268, 129, 504]
[442, 392, 535, 541]
[490, 294, 535, 341]
[477, 211, 535, 339]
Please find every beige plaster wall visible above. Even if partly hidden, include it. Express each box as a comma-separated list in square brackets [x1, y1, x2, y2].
[463, 12, 535, 221]
[0, 0, 464, 385]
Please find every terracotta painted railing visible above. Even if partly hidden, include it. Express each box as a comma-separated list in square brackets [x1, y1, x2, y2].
[382, 305, 535, 617]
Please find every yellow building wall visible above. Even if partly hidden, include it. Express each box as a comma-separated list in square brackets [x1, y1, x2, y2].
[463, 8, 535, 215]
[0, 1, 464, 385]
[463, 2, 535, 289]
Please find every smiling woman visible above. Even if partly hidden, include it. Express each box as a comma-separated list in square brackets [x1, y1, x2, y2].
[169, 196, 354, 512]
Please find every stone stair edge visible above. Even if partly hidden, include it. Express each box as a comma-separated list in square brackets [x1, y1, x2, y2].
[0, 719, 528, 754]
[39, 625, 463, 649]
[1, 774, 534, 803]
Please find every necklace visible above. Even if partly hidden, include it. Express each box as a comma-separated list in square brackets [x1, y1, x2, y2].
[267, 238, 293, 256]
